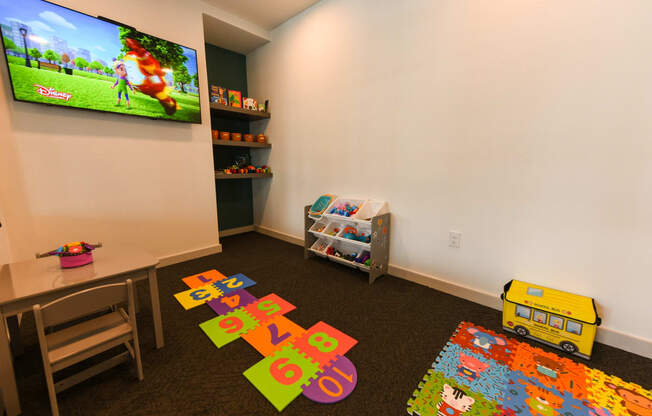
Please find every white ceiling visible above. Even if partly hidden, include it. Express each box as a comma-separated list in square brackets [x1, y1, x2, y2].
[202, 0, 321, 31]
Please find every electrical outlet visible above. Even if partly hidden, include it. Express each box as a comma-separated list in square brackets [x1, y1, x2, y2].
[449, 231, 461, 248]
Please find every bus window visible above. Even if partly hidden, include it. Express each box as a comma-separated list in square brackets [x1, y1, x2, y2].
[549, 315, 564, 329]
[533, 310, 547, 324]
[516, 305, 531, 319]
[566, 320, 582, 335]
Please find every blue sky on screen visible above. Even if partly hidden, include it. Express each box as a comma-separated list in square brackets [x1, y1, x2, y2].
[0, 0, 197, 75]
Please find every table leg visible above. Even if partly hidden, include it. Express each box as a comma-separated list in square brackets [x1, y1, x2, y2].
[7, 315, 23, 356]
[147, 267, 164, 348]
[0, 315, 20, 416]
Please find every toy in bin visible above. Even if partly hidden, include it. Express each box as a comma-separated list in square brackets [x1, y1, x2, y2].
[341, 226, 371, 243]
[501, 280, 601, 359]
[36, 241, 102, 268]
[309, 194, 336, 216]
[329, 203, 359, 217]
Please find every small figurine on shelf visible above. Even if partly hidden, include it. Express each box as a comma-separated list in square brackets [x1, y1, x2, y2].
[36, 241, 102, 268]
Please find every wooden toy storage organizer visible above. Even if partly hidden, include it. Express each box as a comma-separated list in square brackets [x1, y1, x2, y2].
[303, 205, 390, 284]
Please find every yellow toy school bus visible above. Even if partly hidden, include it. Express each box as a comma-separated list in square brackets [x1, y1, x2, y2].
[501, 280, 602, 359]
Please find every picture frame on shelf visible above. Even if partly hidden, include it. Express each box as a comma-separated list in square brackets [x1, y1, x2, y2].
[243, 97, 257, 111]
[228, 90, 242, 108]
[210, 85, 228, 105]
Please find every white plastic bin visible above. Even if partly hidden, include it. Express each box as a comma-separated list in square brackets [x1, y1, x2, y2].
[324, 198, 367, 219]
[310, 238, 331, 258]
[336, 222, 371, 247]
[309, 220, 328, 237]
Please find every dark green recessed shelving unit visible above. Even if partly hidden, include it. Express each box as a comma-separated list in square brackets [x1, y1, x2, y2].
[206, 43, 271, 234]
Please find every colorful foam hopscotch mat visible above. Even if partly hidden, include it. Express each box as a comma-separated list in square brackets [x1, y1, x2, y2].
[174, 270, 358, 411]
[407, 322, 652, 416]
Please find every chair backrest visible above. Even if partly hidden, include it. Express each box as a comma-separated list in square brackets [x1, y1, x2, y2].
[37, 280, 131, 328]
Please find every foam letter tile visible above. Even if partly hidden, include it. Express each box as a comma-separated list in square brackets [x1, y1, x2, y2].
[199, 308, 259, 348]
[182, 269, 227, 289]
[242, 315, 306, 357]
[213, 273, 257, 295]
[243, 345, 320, 412]
[207, 288, 258, 315]
[174, 284, 224, 310]
[293, 321, 358, 369]
[243, 293, 296, 324]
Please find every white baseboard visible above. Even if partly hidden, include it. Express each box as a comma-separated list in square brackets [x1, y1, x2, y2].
[254, 225, 304, 246]
[251, 225, 652, 359]
[157, 243, 222, 268]
[219, 225, 255, 237]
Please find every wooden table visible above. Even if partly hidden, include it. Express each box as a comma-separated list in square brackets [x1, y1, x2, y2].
[0, 247, 163, 416]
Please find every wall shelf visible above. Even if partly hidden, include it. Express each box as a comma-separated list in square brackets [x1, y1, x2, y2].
[212, 139, 271, 148]
[210, 103, 271, 121]
[215, 171, 273, 180]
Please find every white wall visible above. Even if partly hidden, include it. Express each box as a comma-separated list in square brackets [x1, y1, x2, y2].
[0, 0, 220, 262]
[247, 0, 652, 348]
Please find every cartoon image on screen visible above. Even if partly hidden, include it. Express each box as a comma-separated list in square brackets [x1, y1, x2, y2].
[0, 0, 201, 123]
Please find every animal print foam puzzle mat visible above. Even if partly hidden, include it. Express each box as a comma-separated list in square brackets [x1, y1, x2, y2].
[174, 270, 358, 412]
[407, 321, 651, 416]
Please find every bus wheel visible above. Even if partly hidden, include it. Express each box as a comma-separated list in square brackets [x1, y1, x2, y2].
[514, 326, 529, 337]
[560, 341, 578, 354]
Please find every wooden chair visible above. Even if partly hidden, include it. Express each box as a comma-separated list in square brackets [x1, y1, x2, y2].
[33, 279, 144, 416]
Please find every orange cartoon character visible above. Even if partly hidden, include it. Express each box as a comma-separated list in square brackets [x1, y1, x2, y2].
[605, 382, 652, 416]
[521, 382, 565, 416]
[124, 38, 179, 115]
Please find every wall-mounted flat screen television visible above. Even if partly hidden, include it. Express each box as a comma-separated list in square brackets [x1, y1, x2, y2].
[0, 0, 201, 123]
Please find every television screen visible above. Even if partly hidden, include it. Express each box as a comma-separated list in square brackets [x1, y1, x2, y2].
[0, 0, 201, 123]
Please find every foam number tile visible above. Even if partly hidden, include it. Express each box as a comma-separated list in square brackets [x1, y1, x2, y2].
[182, 269, 228, 289]
[242, 315, 306, 357]
[243, 345, 320, 412]
[213, 273, 257, 295]
[293, 321, 358, 369]
[207, 288, 258, 315]
[243, 293, 296, 324]
[199, 308, 259, 348]
[174, 284, 224, 310]
[302, 355, 357, 403]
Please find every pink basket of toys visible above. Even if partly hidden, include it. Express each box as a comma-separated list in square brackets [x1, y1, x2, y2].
[37, 241, 102, 268]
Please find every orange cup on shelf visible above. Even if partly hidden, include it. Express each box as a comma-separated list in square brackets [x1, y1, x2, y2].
[244, 133, 254, 142]
[211, 130, 219, 140]
[256, 134, 266, 143]
[232, 132, 242, 141]
[220, 131, 230, 140]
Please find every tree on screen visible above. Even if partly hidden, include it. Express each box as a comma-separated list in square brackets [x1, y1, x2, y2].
[90, 60, 103, 73]
[74, 57, 89, 70]
[118, 26, 187, 70]
[192, 72, 198, 88]
[61, 53, 70, 67]
[174, 64, 191, 93]
[44, 49, 59, 63]
[3, 36, 19, 52]
[28, 48, 42, 60]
